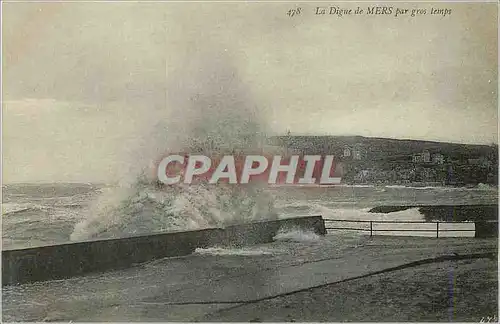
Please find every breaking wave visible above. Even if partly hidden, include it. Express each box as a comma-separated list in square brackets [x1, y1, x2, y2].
[273, 227, 321, 242]
[70, 53, 279, 241]
[193, 247, 274, 256]
[2, 203, 45, 216]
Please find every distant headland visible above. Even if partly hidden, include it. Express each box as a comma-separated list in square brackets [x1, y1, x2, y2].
[268, 135, 498, 186]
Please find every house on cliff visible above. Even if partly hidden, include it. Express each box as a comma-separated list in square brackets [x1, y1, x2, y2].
[343, 144, 367, 160]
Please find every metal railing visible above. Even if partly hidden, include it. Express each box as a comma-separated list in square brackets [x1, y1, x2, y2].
[324, 219, 477, 238]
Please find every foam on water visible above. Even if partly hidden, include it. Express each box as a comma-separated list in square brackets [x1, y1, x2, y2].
[69, 53, 279, 241]
[273, 202, 477, 237]
[273, 227, 321, 242]
[276, 200, 426, 222]
[193, 247, 275, 256]
[2, 203, 43, 216]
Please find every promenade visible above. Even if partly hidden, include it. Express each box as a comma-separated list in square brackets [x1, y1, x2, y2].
[2, 235, 496, 322]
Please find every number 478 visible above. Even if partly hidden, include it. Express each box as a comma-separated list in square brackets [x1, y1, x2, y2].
[480, 315, 498, 323]
[287, 8, 301, 17]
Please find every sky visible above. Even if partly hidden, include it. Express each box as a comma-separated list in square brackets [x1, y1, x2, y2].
[2, 1, 498, 183]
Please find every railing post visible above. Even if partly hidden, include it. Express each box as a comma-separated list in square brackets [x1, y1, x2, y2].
[370, 221, 373, 237]
[436, 222, 439, 238]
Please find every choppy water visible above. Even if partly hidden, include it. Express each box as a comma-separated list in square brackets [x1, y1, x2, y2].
[2, 183, 498, 250]
[1, 55, 498, 249]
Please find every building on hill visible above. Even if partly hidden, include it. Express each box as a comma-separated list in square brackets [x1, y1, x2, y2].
[353, 144, 366, 160]
[343, 143, 366, 160]
[412, 150, 433, 164]
[468, 156, 492, 168]
[432, 153, 445, 164]
[422, 150, 431, 163]
[412, 153, 424, 163]
[343, 146, 352, 158]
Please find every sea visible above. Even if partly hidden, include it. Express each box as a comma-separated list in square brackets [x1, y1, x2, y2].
[2, 182, 498, 250]
[3, 53, 498, 321]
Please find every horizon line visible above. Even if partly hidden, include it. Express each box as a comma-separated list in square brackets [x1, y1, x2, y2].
[267, 134, 498, 146]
